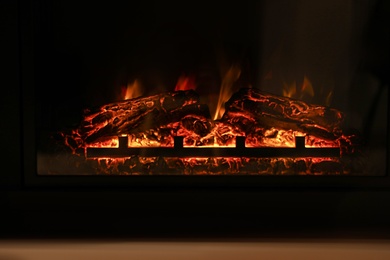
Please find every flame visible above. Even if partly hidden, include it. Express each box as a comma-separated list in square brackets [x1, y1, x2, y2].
[175, 74, 196, 91]
[282, 76, 334, 106]
[325, 90, 333, 106]
[283, 81, 297, 98]
[213, 65, 241, 120]
[301, 76, 314, 97]
[122, 79, 143, 100]
[283, 75, 314, 99]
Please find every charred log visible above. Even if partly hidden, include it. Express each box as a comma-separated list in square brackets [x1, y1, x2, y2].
[221, 88, 344, 140]
[67, 90, 211, 147]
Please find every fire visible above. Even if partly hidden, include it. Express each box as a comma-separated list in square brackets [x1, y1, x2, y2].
[174, 74, 197, 91]
[301, 76, 315, 97]
[213, 65, 241, 120]
[122, 79, 143, 100]
[58, 86, 358, 176]
[325, 91, 333, 106]
[283, 81, 297, 98]
[282, 76, 335, 106]
[283, 75, 314, 99]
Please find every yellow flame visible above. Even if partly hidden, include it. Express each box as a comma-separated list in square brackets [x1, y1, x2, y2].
[283, 81, 297, 98]
[123, 79, 143, 100]
[213, 65, 241, 120]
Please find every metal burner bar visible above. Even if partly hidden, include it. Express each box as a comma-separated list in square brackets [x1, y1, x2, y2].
[86, 136, 340, 159]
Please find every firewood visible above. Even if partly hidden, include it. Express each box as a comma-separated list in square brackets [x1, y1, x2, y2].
[74, 90, 211, 145]
[221, 88, 344, 140]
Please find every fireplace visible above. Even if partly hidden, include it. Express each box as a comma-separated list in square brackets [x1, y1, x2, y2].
[20, 0, 389, 187]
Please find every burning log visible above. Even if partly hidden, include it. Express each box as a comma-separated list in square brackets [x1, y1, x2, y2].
[56, 86, 361, 176]
[62, 87, 355, 152]
[68, 90, 211, 147]
[221, 88, 344, 140]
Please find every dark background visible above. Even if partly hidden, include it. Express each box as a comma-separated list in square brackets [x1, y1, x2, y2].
[30, 0, 264, 142]
[1, 0, 390, 240]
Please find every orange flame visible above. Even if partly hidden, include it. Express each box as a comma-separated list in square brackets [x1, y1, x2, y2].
[122, 79, 143, 100]
[283, 75, 314, 99]
[301, 76, 314, 97]
[175, 74, 196, 91]
[282, 76, 334, 106]
[214, 65, 241, 120]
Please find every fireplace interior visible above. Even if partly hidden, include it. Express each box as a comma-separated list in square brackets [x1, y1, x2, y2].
[2, 0, 390, 241]
[23, 0, 388, 177]
[0, 0, 390, 243]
